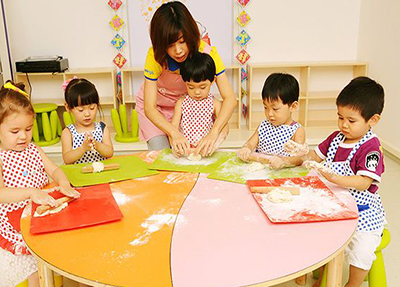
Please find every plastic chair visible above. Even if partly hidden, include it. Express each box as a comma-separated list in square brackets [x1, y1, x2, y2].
[63, 111, 75, 127]
[312, 228, 391, 287]
[32, 103, 62, 146]
[111, 104, 139, 142]
[16, 272, 63, 287]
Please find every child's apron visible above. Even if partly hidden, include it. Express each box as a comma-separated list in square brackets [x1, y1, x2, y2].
[324, 130, 385, 232]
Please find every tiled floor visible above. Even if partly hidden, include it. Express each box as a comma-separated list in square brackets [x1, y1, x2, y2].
[59, 149, 398, 287]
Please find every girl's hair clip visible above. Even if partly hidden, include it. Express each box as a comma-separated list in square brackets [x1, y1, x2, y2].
[3, 82, 29, 98]
[62, 76, 78, 91]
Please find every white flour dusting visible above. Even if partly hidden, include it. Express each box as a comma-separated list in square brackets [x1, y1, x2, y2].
[130, 213, 177, 246]
[163, 173, 196, 184]
[162, 153, 218, 166]
[112, 191, 132, 206]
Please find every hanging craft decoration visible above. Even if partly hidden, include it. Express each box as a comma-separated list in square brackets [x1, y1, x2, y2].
[117, 71, 122, 86]
[236, 30, 251, 47]
[108, 0, 123, 11]
[235, 0, 251, 118]
[109, 15, 124, 31]
[111, 34, 126, 51]
[237, 11, 251, 27]
[113, 53, 127, 69]
[237, 0, 251, 8]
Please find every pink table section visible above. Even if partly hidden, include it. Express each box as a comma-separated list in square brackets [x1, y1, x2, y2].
[171, 174, 358, 287]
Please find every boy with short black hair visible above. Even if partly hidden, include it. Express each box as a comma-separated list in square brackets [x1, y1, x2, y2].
[276, 76, 386, 287]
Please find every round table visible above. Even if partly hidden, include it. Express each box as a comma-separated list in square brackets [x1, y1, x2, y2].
[21, 152, 358, 287]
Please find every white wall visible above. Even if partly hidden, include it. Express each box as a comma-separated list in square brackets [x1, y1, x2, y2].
[241, 0, 361, 63]
[358, 0, 400, 157]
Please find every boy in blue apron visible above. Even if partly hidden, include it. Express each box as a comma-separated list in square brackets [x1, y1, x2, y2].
[275, 77, 386, 287]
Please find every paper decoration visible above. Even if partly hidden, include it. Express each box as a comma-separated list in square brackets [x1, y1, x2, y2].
[237, 11, 251, 27]
[237, 0, 251, 8]
[108, 0, 122, 11]
[236, 49, 251, 65]
[113, 53, 127, 69]
[241, 67, 248, 82]
[109, 15, 124, 31]
[111, 34, 126, 50]
[241, 87, 247, 98]
[236, 30, 250, 47]
[117, 71, 122, 86]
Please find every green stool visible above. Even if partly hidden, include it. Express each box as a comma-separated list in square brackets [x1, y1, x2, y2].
[32, 103, 62, 146]
[111, 104, 139, 142]
[15, 272, 63, 287]
[313, 228, 391, 287]
[63, 111, 76, 127]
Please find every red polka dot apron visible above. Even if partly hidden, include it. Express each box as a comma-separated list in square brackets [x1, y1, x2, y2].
[324, 130, 385, 232]
[0, 143, 49, 254]
[180, 94, 214, 146]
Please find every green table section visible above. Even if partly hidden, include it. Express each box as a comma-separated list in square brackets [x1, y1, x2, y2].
[61, 155, 158, 187]
[148, 149, 235, 174]
[207, 155, 310, 184]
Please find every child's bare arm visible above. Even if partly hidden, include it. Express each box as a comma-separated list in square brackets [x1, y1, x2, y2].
[0, 161, 57, 206]
[270, 149, 322, 169]
[292, 126, 306, 144]
[320, 172, 374, 191]
[238, 129, 259, 162]
[93, 126, 114, 158]
[38, 146, 80, 198]
[61, 128, 87, 164]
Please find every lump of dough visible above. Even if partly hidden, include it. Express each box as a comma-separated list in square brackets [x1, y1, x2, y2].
[92, 161, 105, 173]
[247, 162, 265, 172]
[303, 160, 334, 175]
[33, 202, 68, 217]
[267, 188, 293, 203]
[187, 153, 202, 161]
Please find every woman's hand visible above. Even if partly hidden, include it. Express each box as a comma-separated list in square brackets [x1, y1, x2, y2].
[55, 185, 81, 199]
[29, 189, 57, 206]
[237, 147, 252, 162]
[169, 129, 190, 157]
[195, 130, 219, 157]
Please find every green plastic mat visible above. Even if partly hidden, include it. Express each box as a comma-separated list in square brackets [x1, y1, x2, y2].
[61, 155, 158, 187]
[207, 155, 310, 184]
[148, 149, 235, 173]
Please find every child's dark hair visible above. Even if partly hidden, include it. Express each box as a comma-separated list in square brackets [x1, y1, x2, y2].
[0, 81, 34, 125]
[150, 1, 200, 67]
[64, 78, 99, 109]
[262, 73, 299, 105]
[180, 52, 216, 83]
[336, 76, 384, 121]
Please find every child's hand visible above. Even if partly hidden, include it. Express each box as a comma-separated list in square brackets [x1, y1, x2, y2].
[284, 140, 309, 157]
[30, 189, 57, 206]
[81, 133, 92, 152]
[54, 185, 80, 199]
[319, 169, 341, 185]
[237, 147, 252, 162]
[269, 156, 286, 170]
[169, 130, 190, 156]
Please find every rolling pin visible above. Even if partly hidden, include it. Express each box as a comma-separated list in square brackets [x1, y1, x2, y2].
[250, 186, 300, 195]
[248, 153, 271, 164]
[81, 163, 120, 173]
[35, 196, 76, 215]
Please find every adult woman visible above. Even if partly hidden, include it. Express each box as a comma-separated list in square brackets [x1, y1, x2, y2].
[135, 1, 236, 156]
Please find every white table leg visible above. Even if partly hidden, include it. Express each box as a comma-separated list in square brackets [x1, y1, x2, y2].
[38, 260, 55, 287]
[326, 250, 344, 287]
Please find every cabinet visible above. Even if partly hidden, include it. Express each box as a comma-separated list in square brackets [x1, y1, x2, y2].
[246, 62, 368, 130]
[120, 65, 242, 130]
[15, 68, 118, 107]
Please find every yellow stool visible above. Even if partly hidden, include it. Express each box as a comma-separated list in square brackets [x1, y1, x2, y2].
[33, 103, 62, 146]
[313, 228, 391, 287]
[16, 272, 63, 287]
[111, 104, 139, 142]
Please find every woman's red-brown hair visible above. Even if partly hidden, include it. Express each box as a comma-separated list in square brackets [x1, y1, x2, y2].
[0, 81, 34, 125]
[150, 1, 200, 68]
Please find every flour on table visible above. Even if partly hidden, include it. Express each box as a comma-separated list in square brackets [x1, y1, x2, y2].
[33, 202, 68, 217]
[187, 153, 202, 161]
[247, 162, 265, 172]
[267, 188, 293, 203]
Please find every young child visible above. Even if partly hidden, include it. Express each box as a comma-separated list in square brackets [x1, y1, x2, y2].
[171, 51, 228, 157]
[277, 77, 386, 287]
[0, 81, 80, 287]
[61, 78, 113, 164]
[238, 73, 306, 163]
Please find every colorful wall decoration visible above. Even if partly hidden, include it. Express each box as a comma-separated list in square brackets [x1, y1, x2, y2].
[235, 0, 251, 118]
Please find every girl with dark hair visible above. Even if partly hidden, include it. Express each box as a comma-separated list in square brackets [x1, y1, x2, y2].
[135, 1, 236, 157]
